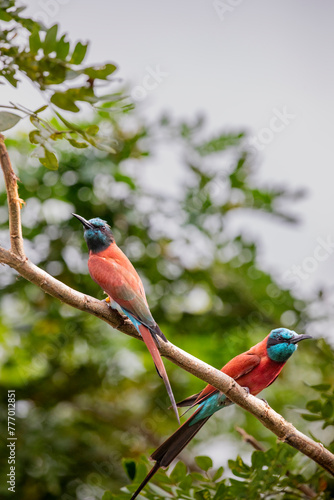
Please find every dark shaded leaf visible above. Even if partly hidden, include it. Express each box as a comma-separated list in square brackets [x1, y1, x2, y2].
[122, 459, 136, 480]
[51, 92, 80, 112]
[251, 450, 266, 469]
[195, 489, 212, 500]
[301, 413, 323, 421]
[310, 384, 331, 392]
[306, 400, 322, 413]
[321, 400, 333, 418]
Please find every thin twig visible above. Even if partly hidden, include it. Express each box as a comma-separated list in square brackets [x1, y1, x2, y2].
[235, 426, 265, 451]
[0, 137, 333, 478]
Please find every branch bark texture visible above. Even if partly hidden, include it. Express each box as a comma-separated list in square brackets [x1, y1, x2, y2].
[0, 135, 333, 477]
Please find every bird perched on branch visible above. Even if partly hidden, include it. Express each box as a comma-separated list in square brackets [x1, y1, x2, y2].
[73, 214, 179, 423]
[130, 328, 312, 499]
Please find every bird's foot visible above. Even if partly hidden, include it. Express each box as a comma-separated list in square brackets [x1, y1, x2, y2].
[243, 387, 251, 395]
[260, 398, 270, 408]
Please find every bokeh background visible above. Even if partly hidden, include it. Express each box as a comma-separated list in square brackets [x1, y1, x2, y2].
[5, 0, 334, 303]
[0, 1, 333, 499]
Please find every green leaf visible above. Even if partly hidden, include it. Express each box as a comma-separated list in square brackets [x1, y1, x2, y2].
[34, 105, 48, 114]
[196, 132, 245, 156]
[134, 463, 148, 483]
[228, 456, 251, 478]
[306, 400, 322, 413]
[251, 450, 266, 469]
[51, 92, 80, 112]
[213, 483, 228, 499]
[310, 384, 331, 392]
[170, 461, 187, 483]
[179, 474, 193, 491]
[0, 9, 12, 21]
[83, 63, 117, 80]
[70, 41, 88, 65]
[212, 466, 224, 481]
[195, 489, 212, 500]
[68, 138, 88, 149]
[195, 456, 213, 472]
[301, 413, 324, 421]
[0, 111, 21, 131]
[85, 125, 99, 136]
[191, 472, 207, 481]
[29, 28, 41, 54]
[322, 400, 333, 419]
[44, 24, 58, 55]
[55, 111, 82, 132]
[39, 149, 58, 170]
[30, 116, 44, 130]
[101, 492, 113, 500]
[29, 130, 41, 144]
[56, 34, 70, 59]
[113, 173, 136, 189]
[122, 459, 136, 480]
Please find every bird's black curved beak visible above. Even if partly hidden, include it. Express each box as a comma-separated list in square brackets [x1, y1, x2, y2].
[291, 334, 313, 344]
[72, 213, 93, 230]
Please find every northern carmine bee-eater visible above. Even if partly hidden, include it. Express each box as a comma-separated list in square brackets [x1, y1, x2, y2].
[130, 328, 312, 499]
[73, 214, 180, 423]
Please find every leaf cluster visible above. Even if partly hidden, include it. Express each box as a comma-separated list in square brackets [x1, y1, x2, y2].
[0, 0, 130, 168]
[112, 445, 330, 499]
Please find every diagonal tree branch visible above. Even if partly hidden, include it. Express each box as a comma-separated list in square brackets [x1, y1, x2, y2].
[1, 136, 333, 477]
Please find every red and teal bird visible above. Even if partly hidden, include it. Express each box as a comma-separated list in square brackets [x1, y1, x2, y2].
[130, 328, 312, 499]
[73, 214, 180, 423]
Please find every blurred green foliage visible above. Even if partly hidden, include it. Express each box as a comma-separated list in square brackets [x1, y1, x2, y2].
[0, 111, 333, 499]
[117, 446, 327, 499]
[0, 1, 333, 499]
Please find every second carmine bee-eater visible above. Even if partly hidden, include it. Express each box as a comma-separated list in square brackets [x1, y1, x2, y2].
[73, 214, 180, 423]
[130, 328, 312, 499]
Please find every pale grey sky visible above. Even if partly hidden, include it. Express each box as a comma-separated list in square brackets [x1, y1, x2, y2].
[5, 1, 334, 306]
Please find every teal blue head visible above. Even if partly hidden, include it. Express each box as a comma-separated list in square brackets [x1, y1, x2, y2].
[266, 328, 312, 363]
[72, 214, 114, 253]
